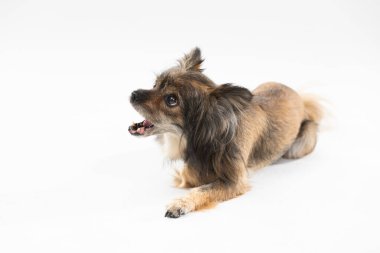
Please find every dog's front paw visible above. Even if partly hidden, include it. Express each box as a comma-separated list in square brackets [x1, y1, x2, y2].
[165, 198, 195, 218]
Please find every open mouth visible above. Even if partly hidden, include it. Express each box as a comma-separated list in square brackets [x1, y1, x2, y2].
[128, 119, 154, 136]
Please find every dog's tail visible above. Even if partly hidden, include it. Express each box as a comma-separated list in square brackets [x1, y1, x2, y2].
[303, 95, 323, 123]
[283, 95, 323, 159]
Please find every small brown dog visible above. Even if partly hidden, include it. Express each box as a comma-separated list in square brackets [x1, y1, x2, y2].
[129, 48, 322, 218]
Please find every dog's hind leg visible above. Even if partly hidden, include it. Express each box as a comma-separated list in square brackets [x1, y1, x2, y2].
[283, 96, 323, 159]
[282, 120, 318, 159]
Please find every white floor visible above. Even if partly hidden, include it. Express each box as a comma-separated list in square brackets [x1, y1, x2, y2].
[1, 1, 380, 252]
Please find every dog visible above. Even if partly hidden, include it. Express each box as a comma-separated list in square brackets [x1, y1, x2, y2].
[129, 48, 322, 218]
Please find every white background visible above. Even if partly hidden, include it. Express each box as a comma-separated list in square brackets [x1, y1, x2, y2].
[1, 0, 380, 252]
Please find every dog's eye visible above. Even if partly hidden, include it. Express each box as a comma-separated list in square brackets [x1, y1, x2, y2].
[165, 94, 178, 107]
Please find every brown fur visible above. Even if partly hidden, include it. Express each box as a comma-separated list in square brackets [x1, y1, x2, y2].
[129, 48, 323, 218]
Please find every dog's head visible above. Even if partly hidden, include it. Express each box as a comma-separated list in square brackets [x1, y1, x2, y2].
[129, 48, 211, 136]
[129, 48, 253, 140]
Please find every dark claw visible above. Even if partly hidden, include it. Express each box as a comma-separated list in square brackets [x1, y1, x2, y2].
[164, 209, 183, 218]
[165, 211, 178, 218]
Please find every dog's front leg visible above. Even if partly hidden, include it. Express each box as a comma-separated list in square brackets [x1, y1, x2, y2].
[173, 164, 216, 188]
[165, 179, 249, 218]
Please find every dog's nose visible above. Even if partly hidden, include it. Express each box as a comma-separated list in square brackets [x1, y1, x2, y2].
[130, 89, 149, 103]
[130, 90, 138, 103]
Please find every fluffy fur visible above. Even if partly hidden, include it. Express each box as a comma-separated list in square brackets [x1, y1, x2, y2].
[129, 48, 323, 218]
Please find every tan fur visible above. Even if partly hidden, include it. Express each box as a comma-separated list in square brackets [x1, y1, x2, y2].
[303, 96, 323, 122]
[282, 121, 318, 159]
[283, 96, 323, 159]
[167, 170, 250, 215]
[174, 163, 219, 188]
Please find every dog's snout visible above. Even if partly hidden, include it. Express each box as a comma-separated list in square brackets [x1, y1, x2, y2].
[130, 89, 149, 103]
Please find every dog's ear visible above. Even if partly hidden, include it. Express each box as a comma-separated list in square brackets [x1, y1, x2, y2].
[178, 47, 204, 72]
[205, 84, 253, 144]
[183, 84, 252, 183]
[210, 84, 253, 113]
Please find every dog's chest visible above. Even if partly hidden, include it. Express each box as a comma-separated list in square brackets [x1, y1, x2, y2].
[159, 133, 186, 160]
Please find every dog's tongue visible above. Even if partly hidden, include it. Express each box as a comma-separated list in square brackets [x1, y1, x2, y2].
[137, 127, 145, 134]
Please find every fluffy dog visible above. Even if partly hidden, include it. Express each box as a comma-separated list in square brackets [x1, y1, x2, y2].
[129, 48, 322, 218]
